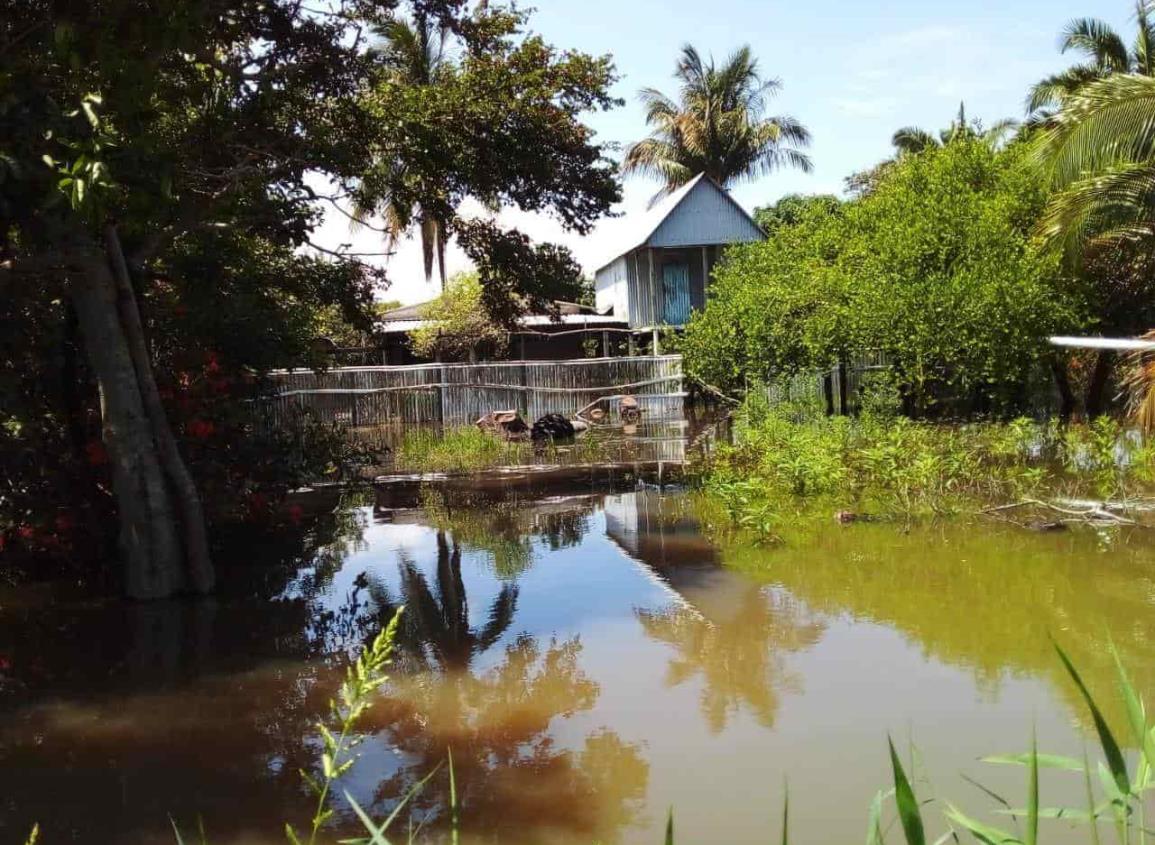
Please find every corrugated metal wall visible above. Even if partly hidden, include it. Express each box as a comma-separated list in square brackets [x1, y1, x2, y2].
[594, 255, 630, 319]
[648, 179, 765, 248]
[262, 355, 685, 427]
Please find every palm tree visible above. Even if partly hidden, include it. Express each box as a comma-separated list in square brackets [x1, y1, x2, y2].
[1034, 73, 1155, 254]
[622, 44, 812, 203]
[891, 103, 1018, 156]
[1028, 2, 1155, 117]
[371, 531, 519, 673]
[356, 13, 452, 288]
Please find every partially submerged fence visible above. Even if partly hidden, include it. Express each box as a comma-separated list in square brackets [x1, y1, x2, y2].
[264, 355, 685, 428]
[765, 350, 893, 415]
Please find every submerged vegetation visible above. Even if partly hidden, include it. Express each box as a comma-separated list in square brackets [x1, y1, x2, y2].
[697, 391, 1155, 540]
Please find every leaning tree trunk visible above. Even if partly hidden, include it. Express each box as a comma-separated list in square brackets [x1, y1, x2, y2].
[1084, 350, 1115, 418]
[104, 225, 214, 594]
[70, 256, 187, 599]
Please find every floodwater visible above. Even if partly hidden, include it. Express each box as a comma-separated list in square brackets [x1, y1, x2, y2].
[2, 471, 1155, 844]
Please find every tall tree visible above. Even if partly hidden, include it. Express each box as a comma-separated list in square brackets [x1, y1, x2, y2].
[1, 0, 621, 598]
[621, 45, 811, 203]
[891, 103, 1018, 156]
[358, 12, 452, 288]
[354, 6, 621, 327]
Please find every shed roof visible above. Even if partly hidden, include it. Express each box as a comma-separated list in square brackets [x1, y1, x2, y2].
[593, 173, 764, 272]
[377, 299, 624, 334]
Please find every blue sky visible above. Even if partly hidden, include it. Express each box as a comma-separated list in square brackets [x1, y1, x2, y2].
[316, 0, 1132, 304]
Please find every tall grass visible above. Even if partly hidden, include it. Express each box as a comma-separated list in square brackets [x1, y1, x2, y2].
[394, 427, 516, 473]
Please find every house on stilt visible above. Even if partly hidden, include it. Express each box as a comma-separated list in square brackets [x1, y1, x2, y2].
[593, 173, 766, 348]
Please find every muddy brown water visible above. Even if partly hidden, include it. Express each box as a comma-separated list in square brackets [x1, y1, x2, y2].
[2, 469, 1155, 843]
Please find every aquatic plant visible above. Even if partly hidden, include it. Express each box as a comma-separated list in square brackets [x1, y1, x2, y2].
[698, 395, 1155, 530]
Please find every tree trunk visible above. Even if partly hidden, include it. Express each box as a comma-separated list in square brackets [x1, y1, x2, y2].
[1084, 350, 1114, 418]
[1049, 357, 1075, 423]
[105, 225, 214, 594]
[70, 258, 186, 599]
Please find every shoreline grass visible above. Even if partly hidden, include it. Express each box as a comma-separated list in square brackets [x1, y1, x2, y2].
[694, 395, 1155, 542]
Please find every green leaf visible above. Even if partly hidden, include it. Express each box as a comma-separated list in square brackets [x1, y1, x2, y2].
[449, 747, 459, 845]
[664, 807, 675, 845]
[981, 754, 1084, 772]
[944, 805, 1021, 845]
[1054, 641, 1130, 796]
[866, 790, 887, 845]
[1111, 642, 1155, 768]
[781, 780, 790, 845]
[889, 737, 927, 845]
[344, 793, 393, 845]
[1025, 731, 1038, 845]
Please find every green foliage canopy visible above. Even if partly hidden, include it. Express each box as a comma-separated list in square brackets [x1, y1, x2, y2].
[409, 272, 511, 361]
[683, 140, 1083, 408]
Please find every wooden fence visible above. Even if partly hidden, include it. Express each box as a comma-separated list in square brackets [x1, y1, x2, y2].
[263, 355, 686, 428]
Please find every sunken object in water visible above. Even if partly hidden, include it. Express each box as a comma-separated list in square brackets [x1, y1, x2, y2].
[531, 413, 576, 442]
[476, 409, 530, 441]
[619, 395, 641, 423]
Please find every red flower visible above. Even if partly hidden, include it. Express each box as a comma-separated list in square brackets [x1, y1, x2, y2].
[85, 440, 108, 466]
[247, 492, 268, 516]
[287, 504, 304, 525]
[187, 418, 216, 439]
[0, 656, 11, 671]
[206, 352, 221, 375]
[17, 525, 34, 540]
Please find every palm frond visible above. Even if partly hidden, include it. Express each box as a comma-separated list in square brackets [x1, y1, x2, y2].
[1124, 329, 1155, 435]
[1060, 17, 1130, 71]
[1135, 0, 1155, 75]
[624, 43, 810, 195]
[1027, 65, 1104, 113]
[1034, 73, 1155, 186]
[892, 127, 939, 155]
[1037, 158, 1155, 256]
[983, 118, 1021, 150]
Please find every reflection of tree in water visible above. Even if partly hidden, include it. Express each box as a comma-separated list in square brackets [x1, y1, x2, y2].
[362, 634, 649, 844]
[419, 487, 596, 579]
[370, 531, 519, 673]
[352, 523, 647, 843]
[637, 587, 824, 733]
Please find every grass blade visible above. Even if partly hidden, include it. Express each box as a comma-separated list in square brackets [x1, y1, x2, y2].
[1111, 642, 1155, 771]
[781, 780, 790, 845]
[944, 805, 1021, 845]
[1084, 747, 1103, 845]
[889, 737, 927, 845]
[665, 807, 675, 845]
[981, 754, 1084, 772]
[344, 793, 393, 845]
[1054, 641, 1130, 796]
[1026, 730, 1038, 845]
[448, 748, 459, 845]
[867, 789, 887, 845]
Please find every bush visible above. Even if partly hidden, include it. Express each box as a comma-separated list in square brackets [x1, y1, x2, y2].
[683, 140, 1085, 413]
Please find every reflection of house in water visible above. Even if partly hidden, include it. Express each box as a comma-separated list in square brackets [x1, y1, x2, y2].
[603, 490, 717, 569]
[604, 491, 826, 732]
[603, 490, 752, 621]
